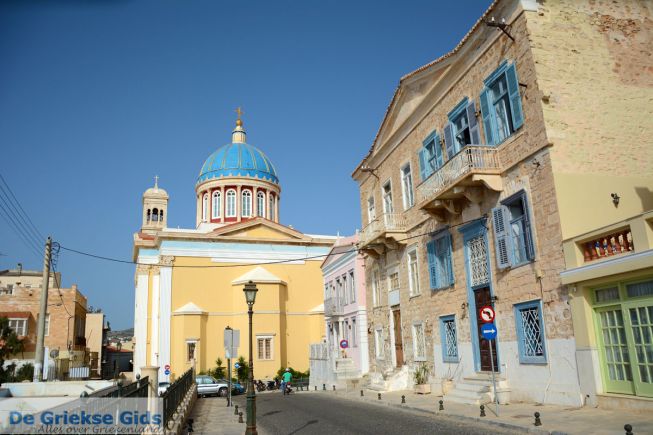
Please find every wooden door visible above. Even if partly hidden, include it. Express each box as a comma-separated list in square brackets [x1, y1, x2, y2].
[474, 287, 498, 372]
[393, 310, 403, 367]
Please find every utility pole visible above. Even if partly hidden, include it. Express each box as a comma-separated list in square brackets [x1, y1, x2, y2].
[33, 236, 52, 382]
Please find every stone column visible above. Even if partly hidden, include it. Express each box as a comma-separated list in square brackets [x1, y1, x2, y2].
[275, 194, 280, 223]
[140, 365, 160, 398]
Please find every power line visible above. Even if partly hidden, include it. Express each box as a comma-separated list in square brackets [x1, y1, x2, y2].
[57, 215, 486, 269]
[0, 173, 44, 243]
[0, 198, 42, 259]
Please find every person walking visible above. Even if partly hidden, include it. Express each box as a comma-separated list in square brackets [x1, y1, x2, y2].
[281, 368, 292, 395]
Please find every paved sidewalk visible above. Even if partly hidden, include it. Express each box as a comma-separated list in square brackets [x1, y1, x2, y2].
[304, 387, 650, 435]
[187, 396, 245, 434]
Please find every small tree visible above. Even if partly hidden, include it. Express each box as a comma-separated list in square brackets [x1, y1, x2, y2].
[0, 317, 26, 384]
[209, 357, 226, 380]
[234, 356, 249, 382]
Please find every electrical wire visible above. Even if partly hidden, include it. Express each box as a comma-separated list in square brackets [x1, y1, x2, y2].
[57, 215, 487, 269]
[0, 198, 42, 259]
[0, 173, 45, 242]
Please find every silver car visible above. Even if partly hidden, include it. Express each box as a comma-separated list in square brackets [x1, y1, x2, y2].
[196, 375, 229, 397]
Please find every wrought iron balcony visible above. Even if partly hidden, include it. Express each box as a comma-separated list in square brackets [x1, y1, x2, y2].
[417, 146, 502, 217]
[324, 297, 344, 316]
[359, 213, 408, 255]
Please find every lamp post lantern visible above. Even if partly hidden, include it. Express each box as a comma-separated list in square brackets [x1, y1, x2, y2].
[244, 280, 258, 435]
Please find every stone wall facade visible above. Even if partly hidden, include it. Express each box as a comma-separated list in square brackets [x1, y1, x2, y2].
[353, 0, 600, 406]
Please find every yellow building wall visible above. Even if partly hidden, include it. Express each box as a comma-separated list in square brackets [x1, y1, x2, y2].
[525, 0, 653, 241]
[159, 255, 325, 380]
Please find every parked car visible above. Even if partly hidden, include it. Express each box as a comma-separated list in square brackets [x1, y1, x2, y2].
[217, 379, 245, 395]
[195, 375, 229, 398]
[158, 382, 170, 396]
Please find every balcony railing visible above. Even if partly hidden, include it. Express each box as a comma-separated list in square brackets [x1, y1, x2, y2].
[360, 213, 408, 246]
[417, 146, 501, 205]
[324, 297, 344, 316]
[581, 228, 633, 263]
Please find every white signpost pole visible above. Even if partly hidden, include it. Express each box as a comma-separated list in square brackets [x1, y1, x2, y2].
[489, 340, 498, 417]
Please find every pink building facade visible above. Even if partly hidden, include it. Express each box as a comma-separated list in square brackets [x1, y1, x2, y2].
[321, 235, 369, 377]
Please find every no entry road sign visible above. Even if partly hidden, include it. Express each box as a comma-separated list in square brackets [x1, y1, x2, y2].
[480, 306, 495, 323]
[340, 339, 349, 349]
[481, 323, 497, 340]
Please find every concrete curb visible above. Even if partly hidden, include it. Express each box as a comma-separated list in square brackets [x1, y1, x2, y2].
[298, 390, 566, 435]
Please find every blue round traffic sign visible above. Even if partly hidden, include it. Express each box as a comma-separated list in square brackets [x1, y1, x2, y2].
[481, 323, 497, 340]
[234, 363, 241, 369]
[164, 369, 170, 375]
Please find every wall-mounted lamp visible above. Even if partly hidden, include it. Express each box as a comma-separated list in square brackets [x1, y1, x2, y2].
[491, 295, 499, 303]
[460, 302, 469, 311]
[611, 193, 620, 207]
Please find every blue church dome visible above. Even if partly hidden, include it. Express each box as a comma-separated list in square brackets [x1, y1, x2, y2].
[197, 142, 279, 185]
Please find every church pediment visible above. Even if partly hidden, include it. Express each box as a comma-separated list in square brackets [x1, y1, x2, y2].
[209, 218, 309, 241]
[232, 266, 287, 286]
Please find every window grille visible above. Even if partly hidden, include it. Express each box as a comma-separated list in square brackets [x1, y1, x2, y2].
[468, 235, 489, 287]
[413, 323, 426, 360]
[514, 300, 546, 363]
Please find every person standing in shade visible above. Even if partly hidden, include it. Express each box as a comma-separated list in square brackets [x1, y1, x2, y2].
[281, 368, 292, 395]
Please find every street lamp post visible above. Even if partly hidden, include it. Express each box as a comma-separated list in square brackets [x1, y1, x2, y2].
[243, 280, 258, 435]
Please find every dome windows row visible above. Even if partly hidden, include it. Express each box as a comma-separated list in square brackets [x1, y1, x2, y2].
[199, 187, 278, 224]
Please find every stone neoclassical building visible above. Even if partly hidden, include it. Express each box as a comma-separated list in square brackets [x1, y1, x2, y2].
[352, 0, 653, 408]
[132, 114, 336, 382]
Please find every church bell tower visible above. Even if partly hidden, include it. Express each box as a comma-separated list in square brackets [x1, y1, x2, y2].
[142, 176, 169, 233]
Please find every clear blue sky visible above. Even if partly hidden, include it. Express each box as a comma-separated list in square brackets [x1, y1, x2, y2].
[0, 0, 491, 329]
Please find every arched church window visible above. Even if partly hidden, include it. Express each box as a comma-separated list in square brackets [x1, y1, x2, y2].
[242, 190, 252, 217]
[147, 209, 151, 222]
[269, 195, 275, 221]
[202, 193, 209, 222]
[212, 191, 221, 219]
[159, 210, 164, 222]
[152, 208, 159, 222]
[257, 192, 265, 218]
[226, 189, 236, 217]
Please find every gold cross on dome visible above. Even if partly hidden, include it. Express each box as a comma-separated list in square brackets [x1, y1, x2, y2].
[235, 106, 243, 120]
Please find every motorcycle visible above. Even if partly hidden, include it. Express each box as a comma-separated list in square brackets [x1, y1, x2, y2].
[283, 383, 293, 395]
[255, 380, 266, 392]
[266, 380, 277, 391]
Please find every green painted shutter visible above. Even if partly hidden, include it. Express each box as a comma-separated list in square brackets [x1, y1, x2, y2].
[492, 205, 513, 269]
[506, 63, 524, 130]
[480, 88, 496, 145]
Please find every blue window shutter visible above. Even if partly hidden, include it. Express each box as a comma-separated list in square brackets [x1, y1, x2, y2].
[434, 134, 444, 168]
[418, 148, 428, 181]
[427, 240, 438, 289]
[466, 100, 481, 145]
[492, 205, 513, 269]
[505, 63, 524, 130]
[520, 192, 536, 260]
[443, 122, 455, 160]
[445, 233, 454, 286]
[479, 88, 496, 146]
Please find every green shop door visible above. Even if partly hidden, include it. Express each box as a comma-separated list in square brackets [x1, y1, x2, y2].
[596, 301, 653, 397]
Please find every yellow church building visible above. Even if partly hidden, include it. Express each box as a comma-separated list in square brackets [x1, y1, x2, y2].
[132, 114, 335, 382]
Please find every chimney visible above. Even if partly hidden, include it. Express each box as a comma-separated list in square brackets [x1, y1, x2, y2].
[17, 263, 22, 274]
